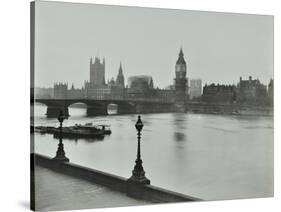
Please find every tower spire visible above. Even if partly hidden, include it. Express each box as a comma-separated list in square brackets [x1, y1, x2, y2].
[116, 61, 125, 88]
[176, 47, 186, 65]
[179, 47, 184, 57]
[119, 62, 123, 74]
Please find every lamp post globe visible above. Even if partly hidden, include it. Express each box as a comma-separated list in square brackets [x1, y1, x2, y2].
[135, 115, 143, 132]
[57, 110, 65, 124]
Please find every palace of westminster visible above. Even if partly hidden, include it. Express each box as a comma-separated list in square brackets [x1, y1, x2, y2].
[35, 48, 273, 107]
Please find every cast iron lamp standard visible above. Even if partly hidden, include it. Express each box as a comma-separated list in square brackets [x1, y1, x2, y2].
[128, 115, 150, 185]
[53, 110, 69, 162]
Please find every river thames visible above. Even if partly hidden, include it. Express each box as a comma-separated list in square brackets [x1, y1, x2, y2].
[32, 103, 273, 201]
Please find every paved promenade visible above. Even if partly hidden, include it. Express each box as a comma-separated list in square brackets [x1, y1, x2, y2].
[34, 166, 148, 211]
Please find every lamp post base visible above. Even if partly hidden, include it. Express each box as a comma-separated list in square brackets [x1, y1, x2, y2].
[52, 155, 69, 163]
[53, 141, 69, 163]
[128, 169, 150, 185]
[127, 171, 150, 199]
[127, 176, 150, 185]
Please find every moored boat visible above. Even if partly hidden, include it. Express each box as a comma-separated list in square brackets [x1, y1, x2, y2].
[34, 122, 112, 139]
[53, 126, 105, 139]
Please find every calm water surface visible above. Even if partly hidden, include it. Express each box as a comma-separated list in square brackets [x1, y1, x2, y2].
[32, 103, 273, 200]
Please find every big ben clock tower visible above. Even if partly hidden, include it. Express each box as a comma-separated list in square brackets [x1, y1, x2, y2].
[174, 48, 188, 112]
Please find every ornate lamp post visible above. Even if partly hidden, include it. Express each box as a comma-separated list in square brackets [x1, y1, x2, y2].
[128, 115, 150, 185]
[53, 110, 69, 162]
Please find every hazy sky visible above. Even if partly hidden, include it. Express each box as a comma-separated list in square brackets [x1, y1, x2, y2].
[34, 1, 273, 88]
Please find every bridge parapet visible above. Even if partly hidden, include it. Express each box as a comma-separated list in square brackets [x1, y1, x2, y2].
[35, 96, 174, 104]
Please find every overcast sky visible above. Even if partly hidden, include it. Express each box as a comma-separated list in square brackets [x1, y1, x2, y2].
[34, 1, 273, 88]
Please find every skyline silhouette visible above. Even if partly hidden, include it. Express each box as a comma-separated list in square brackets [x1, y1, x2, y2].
[34, 1, 273, 89]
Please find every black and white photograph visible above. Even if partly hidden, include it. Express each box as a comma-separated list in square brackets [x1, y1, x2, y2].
[30, 1, 274, 211]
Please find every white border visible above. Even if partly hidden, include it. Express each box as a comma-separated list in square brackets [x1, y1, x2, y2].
[0, 0, 279, 211]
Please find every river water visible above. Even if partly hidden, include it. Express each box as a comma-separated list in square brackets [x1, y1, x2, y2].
[32, 103, 273, 201]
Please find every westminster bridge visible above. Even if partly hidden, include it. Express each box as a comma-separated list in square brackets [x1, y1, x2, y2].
[33, 96, 176, 117]
[32, 96, 273, 117]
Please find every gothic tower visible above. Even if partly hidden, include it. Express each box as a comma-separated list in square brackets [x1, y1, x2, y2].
[174, 48, 188, 112]
[116, 62, 125, 88]
[90, 57, 106, 87]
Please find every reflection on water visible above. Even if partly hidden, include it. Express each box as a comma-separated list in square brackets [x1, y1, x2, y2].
[174, 132, 186, 142]
[32, 103, 274, 201]
[52, 134, 108, 143]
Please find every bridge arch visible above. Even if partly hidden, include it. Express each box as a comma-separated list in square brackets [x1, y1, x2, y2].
[107, 103, 118, 115]
[32, 102, 47, 118]
[34, 99, 69, 118]
[68, 102, 87, 117]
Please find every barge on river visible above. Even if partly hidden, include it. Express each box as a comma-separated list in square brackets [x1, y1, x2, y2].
[33, 123, 111, 139]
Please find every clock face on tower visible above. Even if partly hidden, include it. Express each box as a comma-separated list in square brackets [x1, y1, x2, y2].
[176, 64, 185, 72]
[176, 64, 186, 76]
